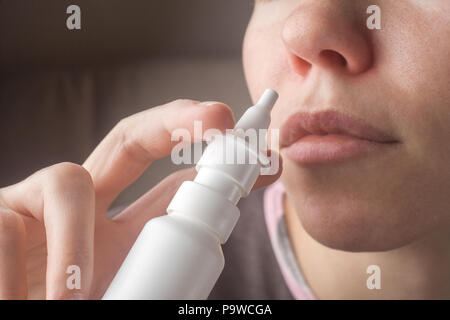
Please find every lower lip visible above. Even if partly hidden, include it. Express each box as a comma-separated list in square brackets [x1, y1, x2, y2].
[283, 134, 397, 165]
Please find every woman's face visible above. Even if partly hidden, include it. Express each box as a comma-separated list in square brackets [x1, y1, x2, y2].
[243, 0, 450, 251]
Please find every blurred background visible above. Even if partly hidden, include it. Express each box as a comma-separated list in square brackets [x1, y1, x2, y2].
[0, 0, 254, 208]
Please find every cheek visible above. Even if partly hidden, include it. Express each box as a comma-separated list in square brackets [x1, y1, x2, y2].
[243, 24, 290, 104]
[378, 7, 450, 183]
[243, 26, 296, 148]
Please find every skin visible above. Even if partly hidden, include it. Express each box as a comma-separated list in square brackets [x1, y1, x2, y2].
[0, 100, 281, 299]
[244, 0, 450, 298]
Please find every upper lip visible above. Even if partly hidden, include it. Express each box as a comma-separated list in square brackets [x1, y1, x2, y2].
[280, 110, 399, 148]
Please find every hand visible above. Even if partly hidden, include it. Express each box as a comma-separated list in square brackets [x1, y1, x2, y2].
[0, 99, 281, 299]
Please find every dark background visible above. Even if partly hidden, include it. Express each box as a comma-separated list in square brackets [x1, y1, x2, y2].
[0, 0, 254, 207]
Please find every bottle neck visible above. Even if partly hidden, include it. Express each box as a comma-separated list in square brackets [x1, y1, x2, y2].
[193, 167, 243, 205]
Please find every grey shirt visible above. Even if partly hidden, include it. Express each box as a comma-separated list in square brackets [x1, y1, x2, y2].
[208, 188, 294, 299]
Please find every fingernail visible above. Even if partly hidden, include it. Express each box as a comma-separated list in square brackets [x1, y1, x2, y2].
[199, 101, 222, 107]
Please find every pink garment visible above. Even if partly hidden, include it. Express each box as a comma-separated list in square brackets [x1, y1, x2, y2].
[263, 180, 316, 300]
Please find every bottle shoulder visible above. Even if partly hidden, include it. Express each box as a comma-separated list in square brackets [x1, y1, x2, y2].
[146, 214, 222, 246]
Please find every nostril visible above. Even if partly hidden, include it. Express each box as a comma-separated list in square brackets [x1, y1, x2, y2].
[319, 50, 348, 68]
[287, 51, 312, 77]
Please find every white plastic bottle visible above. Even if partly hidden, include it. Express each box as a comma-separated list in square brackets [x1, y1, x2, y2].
[102, 89, 279, 300]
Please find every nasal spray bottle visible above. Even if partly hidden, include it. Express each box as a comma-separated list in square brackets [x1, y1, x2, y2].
[103, 89, 279, 299]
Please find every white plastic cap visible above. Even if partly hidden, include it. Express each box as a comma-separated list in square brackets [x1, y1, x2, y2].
[234, 89, 279, 131]
[256, 89, 279, 111]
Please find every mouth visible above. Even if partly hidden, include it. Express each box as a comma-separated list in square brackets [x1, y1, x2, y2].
[279, 110, 400, 164]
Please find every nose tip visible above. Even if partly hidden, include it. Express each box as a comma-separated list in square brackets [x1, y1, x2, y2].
[282, 5, 373, 76]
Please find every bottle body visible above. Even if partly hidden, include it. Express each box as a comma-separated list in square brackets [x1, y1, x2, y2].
[103, 215, 224, 300]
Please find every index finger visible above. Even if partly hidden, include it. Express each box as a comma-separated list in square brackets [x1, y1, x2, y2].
[83, 99, 235, 211]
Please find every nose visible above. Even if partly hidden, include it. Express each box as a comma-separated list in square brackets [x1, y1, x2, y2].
[282, 2, 373, 76]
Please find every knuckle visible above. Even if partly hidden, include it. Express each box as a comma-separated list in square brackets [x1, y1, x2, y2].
[111, 115, 138, 146]
[199, 103, 234, 128]
[47, 162, 94, 193]
[113, 114, 157, 164]
[115, 114, 133, 131]
[113, 116, 144, 158]
[116, 123, 151, 165]
[0, 209, 24, 242]
[112, 117, 131, 144]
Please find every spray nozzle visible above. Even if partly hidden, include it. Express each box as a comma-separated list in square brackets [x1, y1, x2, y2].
[234, 89, 279, 131]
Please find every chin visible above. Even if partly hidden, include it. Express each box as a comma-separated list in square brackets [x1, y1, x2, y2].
[281, 172, 441, 253]
[289, 190, 450, 252]
[296, 202, 408, 252]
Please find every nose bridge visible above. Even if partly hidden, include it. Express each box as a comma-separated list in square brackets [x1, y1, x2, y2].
[282, 1, 373, 76]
